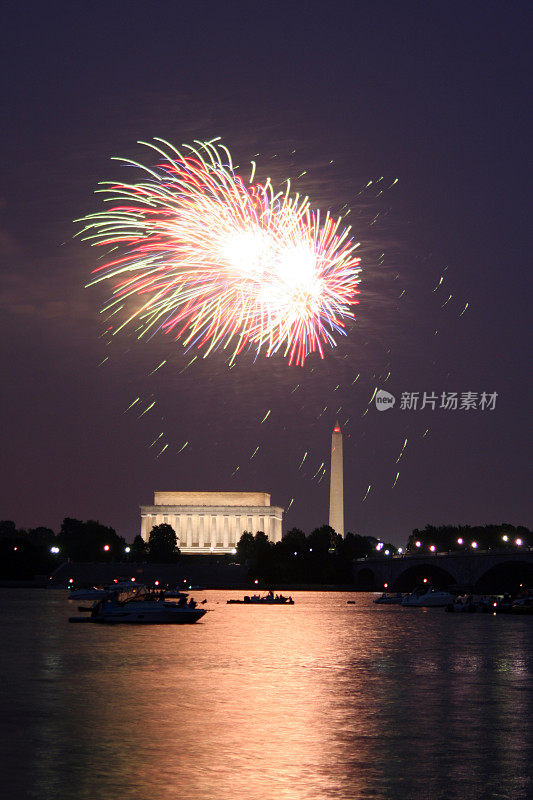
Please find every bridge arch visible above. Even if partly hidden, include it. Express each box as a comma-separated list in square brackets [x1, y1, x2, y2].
[354, 566, 375, 589]
[475, 560, 533, 593]
[392, 563, 457, 592]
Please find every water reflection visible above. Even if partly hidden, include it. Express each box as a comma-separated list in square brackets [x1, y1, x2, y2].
[0, 590, 532, 799]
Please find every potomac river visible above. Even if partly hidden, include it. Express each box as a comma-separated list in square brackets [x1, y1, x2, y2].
[0, 589, 532, 800]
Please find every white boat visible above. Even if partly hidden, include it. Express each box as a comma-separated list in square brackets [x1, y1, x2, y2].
[67, 586, 107, 600]
[374, 592, 405, 605]
[68, 581, 145, 601]
[69, 589, 207, 624]
[401, 586, 454, 607]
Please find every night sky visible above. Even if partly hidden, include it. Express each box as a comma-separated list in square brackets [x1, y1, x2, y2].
[1, 1, 530, 545]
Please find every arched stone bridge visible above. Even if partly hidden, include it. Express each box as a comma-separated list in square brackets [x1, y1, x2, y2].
[353, 550, 533, 592]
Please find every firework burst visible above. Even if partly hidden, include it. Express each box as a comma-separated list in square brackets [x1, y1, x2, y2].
[77, 138, 361, 366]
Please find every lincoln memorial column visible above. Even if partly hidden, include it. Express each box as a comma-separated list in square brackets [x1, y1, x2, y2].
[223, 516, 229, 548]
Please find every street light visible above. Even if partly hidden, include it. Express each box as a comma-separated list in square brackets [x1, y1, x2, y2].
[50, 546, 60, 554]
[124, 546, 131, 554]
[471, 541, 478, 549]
[103, 544, 110, 552]
[429, 545, 436, 552]
[502, 534, 509, 542]
[457, 538, 463, 545]
[516, 538, 523, 546]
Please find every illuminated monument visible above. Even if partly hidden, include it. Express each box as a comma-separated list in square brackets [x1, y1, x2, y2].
[140, 491, 283, 554]
[329, 421, 344, 537]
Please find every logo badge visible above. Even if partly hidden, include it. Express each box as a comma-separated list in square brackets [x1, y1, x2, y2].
[375, 389, 396, 411]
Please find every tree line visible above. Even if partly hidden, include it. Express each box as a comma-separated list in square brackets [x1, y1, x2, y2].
[2, 516, 530, 582]
[406, 523, 531, 553]
[235, 526, 394, 585]
[0, 519, 180, 579]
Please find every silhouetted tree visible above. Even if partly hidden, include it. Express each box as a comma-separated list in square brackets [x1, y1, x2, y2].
[254, 531, 270, 556]
[58, 518, 126, 561]
[130, 534, 147, 561]
[0, 520, 20, 538]
[236, 531, 256, 562]
[27, 527, 56, 547]
[341, 532, 377, 560]
[148, 524, 179, 562]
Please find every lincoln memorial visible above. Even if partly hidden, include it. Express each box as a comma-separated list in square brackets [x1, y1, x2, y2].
[140, 491, 284, 554]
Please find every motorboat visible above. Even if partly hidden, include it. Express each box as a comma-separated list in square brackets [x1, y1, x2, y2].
[402, 585, 454, 607]
[445, 595, 478, 613]
[227, 591, 294, 605]
[69, 589, 207, 624]
[67, 586, 107, 601]
[373, 592, 405, 605]
[68, 581, 144, 600]
[492, 595, 533, 615]
[163, 586, 204, 597]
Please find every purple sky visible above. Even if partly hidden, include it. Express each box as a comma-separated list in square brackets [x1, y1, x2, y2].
[1, 1, 531, 544]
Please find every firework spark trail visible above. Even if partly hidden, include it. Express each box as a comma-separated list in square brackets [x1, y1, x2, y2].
[312, 461, 325, 480]
[149, 360, 167, 375]
[78, 138, 362, 366]
[138, 400, 156, 418]
[317, 468, 327, 484]
[124, 397, 140, 411]
[396, 437, 408, 463]
[178, 355, 198, 374]
[362, 484, 371, 502]
[298, 451, 308, 469]
[392, 471, 400, 488]
[260, 410, 271, 424]
[177, 441, 188, 454]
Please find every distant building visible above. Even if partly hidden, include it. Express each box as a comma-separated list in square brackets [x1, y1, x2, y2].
[329, 420, 344, 537]
[140, 491, 283, 554]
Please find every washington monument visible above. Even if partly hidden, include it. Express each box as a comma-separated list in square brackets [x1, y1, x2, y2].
[329, 420, 344, 537]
